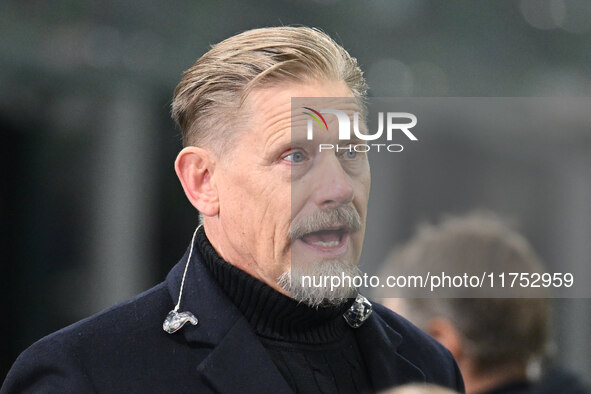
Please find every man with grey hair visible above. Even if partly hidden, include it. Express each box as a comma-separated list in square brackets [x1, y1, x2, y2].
[2, 27, 463, 393]
[380, 212, 588, 394]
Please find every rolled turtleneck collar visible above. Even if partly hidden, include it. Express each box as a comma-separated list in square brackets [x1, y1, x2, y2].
[195, 226, 354, 344]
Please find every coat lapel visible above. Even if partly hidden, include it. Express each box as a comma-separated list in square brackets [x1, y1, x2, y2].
[165, 238, 424, 392]
[196, 317, 292, 394]
[354, 308, 426, 391]
[165, 240, 291, 393]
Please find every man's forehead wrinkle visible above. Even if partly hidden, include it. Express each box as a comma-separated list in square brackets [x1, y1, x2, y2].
[261, 111, 293, 153]
[262, 105, 292, 132]
[246, 83, 362, 154]
[247, 88, 292, 151]
[263, 125, 290, 154]
[290, 112, 313, 132]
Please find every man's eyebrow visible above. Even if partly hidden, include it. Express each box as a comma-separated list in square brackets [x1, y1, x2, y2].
[341, 135, 365, 145]
[265, 133, 312, 157]
[288, 136, 316, 147]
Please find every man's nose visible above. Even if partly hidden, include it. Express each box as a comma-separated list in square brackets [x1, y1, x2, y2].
[311, 155, 354, 208]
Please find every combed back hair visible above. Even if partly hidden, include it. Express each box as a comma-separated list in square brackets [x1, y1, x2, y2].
[171, 26, 367, 152]
[380, 212, 549, 373]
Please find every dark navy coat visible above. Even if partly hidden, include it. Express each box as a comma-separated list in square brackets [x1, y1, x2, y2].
[2, 243, 464, 393]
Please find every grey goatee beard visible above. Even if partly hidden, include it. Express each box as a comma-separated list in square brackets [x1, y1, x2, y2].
[278, 205, 363, 308]
[277, 262, 361, 308]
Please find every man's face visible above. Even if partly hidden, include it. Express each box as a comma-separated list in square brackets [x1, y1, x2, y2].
[211, 80, 371, 303]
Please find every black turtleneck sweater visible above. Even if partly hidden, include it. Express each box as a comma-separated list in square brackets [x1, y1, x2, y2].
[196, 227, 372, 394]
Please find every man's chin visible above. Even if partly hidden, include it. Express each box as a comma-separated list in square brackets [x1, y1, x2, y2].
[277, 259, 361, 308]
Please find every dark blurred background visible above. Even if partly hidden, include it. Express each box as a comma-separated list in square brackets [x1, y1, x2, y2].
[1, 0, 590, 384]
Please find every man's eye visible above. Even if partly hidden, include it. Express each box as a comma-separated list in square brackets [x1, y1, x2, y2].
[343, 149, 357, 159]
[284, 151, 305, 163]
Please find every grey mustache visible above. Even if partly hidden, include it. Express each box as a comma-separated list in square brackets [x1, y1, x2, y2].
[290, 206, 362, 241]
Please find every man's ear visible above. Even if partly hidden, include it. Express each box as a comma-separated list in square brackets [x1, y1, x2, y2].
[426, 317, 464, 363]
[175, 146, 219, 217]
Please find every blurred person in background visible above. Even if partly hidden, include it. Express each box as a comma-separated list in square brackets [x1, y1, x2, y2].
[382, 383, 458, 394]
[380, 212, 589, 394]
[2, 26, 464, 393]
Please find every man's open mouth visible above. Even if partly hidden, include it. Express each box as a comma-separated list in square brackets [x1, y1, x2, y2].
[300, 227, 348, 248]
